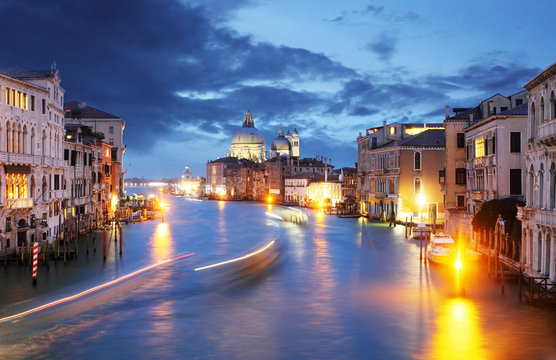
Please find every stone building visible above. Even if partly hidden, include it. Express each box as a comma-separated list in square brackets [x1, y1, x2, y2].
[0, 66, 67, 254]
[229, 111, 266, 163]
[64, 100, 125, 198]
[518, 62, 556, 282]
[442, 91, 527, 236]
[284, 172, 324, 206]
[356, 122, 443, 217]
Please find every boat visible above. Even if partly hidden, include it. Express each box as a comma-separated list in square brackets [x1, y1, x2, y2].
[427, 233, 456, 265]
[411, 223, 432, 240]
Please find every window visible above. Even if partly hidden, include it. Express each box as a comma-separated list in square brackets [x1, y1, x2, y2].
[70, 150, 76, 166]
[510, 132, 521, 153]
[485, 138, 489, 156]
[371, 137, 378, 147]
[42, 99, 46, 114]
[414, 152, 421, 170]
[466, 144, 471, 160]
[109, 126, 114, 134]
[414, 177, 421, 195]
[510, 169, 522, 195]
[64, 149, 69, 160]
[474, 137, 484, 157]
[389, 126, 396, 135]
[456, 168, 466, 185]
[5, 88, 9, 105]
[109, 138, 114, 145]
[457, 195, 465, 208]
[500, 107, 508, 113]
[54, 175, 60, 190]
[516, 99, 523, 106]
[492, 136, 496, 154]
[31, 95, 35, 111]
[457, 133, 465, 148]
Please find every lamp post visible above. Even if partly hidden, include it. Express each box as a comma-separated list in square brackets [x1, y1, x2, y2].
[159, 188, 164, 223]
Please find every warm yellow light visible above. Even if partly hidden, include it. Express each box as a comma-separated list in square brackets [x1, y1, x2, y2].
[159, 187, 163, 193]
[418, 193, 426, 208]
[317, 210, 324, 219]
[455, 258, 462, 270]
[267, 196, 272, 203]
[110, 193, 118, 212]
[389, 126, 396, 135]
[267, 204, 272, 211]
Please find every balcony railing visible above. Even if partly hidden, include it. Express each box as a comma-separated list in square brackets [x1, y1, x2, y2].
[70, 196, 94, 206]
[534, 209, 556, 227]
[538, 118, 556, 143]
[6, 198, 33, 209]
[472, 157, 486, 167]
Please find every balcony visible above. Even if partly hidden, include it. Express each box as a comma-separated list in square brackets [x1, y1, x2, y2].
[50, 190, 66, 199]
[472, 157, 486, 168]
[537, 118, 556, 146]
[6, 198, 33, 209]
[534, 209, 556, 227]
[8, 153, 32, 165]
[517, 206, 535, 221]
[70, 196, 94, 206]
[488, 155, 496, 167]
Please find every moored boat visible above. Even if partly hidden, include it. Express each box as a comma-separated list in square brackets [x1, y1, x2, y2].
[427, 233, 456, 265]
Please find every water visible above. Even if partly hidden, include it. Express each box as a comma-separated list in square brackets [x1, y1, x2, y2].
[1, 189, 556, 359]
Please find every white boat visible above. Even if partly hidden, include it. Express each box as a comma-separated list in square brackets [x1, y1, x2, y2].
[412, 223, 432, 240]
[427, 233, 456, 265]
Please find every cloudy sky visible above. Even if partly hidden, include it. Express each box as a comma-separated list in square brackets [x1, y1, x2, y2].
[1, 0, 555, 178]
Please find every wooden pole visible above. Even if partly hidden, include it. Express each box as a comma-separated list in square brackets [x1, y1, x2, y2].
[103, 229, 107, 261]
[518, 263, 523, 301]
[119, 225, 122, 256]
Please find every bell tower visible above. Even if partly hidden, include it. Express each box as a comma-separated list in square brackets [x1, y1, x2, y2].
[291, 128, 300, 157]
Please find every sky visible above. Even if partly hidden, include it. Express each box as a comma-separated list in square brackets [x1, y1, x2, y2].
[1, 0, 555, 178]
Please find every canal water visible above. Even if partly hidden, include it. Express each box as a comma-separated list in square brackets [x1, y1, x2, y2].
[1, 188, 556, 359]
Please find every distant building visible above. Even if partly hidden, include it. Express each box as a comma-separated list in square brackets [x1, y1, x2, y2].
[285, 172, 324, 206]
[356, 122, 444, 218]
[64, 100, 126, 198]
[270, 127, 300, 158]
[205, 157, 255, 199]
[179, 166, 203, 196]
[518, 62, 556, 282]
[229, 111, 266, 163]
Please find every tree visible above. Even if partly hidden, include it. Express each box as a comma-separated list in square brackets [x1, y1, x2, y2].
[471, 197, 525, 239]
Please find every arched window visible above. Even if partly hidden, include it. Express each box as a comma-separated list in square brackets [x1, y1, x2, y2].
[22, 125, 27, 154]
[414, 151, 421, 170]
[540, 164, 544, 208]
[551, 91, 556, 120]
[6, 122, 11, 153]
[42, 130, 46, 156]
[545, 235, 551, 276]
[42, 176, 47, 202]
[529, 165, 535, 207]
[541, 97, 545, 123]
[530, 102, 536, 140]
[31, 128, 35, 155]
[551, 163, 556, 209]
[537, 232, 543, 272]
[414, 177, 421, 195]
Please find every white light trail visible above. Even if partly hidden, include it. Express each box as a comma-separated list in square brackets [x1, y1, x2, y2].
[194, 240, 276, 272]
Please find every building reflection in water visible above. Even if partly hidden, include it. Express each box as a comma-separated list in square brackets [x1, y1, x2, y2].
[427, 298, 488, 360]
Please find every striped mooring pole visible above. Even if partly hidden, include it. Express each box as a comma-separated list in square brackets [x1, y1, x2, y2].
[32, 242, 39, 286]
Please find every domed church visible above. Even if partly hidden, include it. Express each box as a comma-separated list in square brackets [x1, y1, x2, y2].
[229, 110, 267, 163]
[270, 127, 300, 158]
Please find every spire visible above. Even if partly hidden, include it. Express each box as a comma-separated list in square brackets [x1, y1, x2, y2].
[242, 110, 254, 128]
[278, 126, 284, 137]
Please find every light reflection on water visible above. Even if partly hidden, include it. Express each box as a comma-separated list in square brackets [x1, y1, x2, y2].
[2, 195, 556, 359]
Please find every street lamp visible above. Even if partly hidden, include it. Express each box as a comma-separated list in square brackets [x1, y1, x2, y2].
[418, 193, 426, 222]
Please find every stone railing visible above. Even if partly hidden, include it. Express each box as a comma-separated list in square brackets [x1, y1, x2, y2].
[6, 198, 33, 209]
[473, 157, 486, 167]
[538, 118, 556, 141]
[535, 209, 556, 227]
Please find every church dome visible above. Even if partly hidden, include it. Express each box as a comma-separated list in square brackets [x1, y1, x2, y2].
[271, 128, 291, 152]
[231, 127, 265, 145]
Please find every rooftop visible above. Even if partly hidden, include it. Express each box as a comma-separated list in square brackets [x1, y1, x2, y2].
[65, 100, 120, 119]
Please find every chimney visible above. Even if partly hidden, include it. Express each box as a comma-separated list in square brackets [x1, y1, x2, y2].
[445, 106, 450, 119]
[325, 166, 328, 182]
[383, 120, 387, 143]
[469, 113, 474, 124]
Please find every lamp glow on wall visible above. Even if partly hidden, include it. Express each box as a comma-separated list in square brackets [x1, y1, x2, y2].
[418, 192, 426, 222]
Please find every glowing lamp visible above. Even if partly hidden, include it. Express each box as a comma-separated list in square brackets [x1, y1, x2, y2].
[455, 259, 462, 270]
[267, 196, 272, 203]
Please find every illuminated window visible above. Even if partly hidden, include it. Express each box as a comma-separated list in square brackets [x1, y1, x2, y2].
[414, 177, 421, 195]
[414, 151, 421, 170]
[474, 137, 484, 157]
[5, 88, 9, 105]
[389, 126, 396, 135]
[6, 173, 28, 199]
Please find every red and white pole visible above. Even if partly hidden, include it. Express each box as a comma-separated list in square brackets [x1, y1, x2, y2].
[32, 242, 38, 286]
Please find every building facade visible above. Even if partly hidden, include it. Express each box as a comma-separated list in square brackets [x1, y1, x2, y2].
[0, 66, 67, 254]
[229, 111, 266, 163]
[518, 62, 556, 282]
[64, 100, 126, 198]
